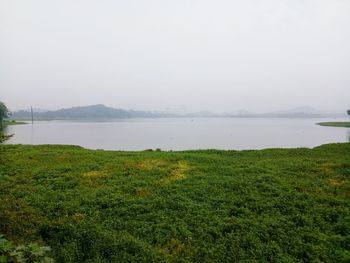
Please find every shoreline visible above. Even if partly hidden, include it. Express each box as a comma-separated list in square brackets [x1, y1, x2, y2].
[317, 122, 350, 128]
[3, 120, 28, 126]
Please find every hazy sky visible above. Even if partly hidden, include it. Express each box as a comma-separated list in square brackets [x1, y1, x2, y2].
[1, 0, 349, 113]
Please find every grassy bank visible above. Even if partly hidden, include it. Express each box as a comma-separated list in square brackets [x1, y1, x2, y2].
[317, 122, 350, 128]
[3, 120, 28, 126]
[0, 144, 350, 262]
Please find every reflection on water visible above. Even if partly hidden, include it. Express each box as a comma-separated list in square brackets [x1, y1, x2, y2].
[5, 118, 350, 150]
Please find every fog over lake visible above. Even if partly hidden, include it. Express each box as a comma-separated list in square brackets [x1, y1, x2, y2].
[5, 118, 349, 151]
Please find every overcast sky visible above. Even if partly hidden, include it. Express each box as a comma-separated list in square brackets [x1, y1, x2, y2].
[1, 0, 349, 113]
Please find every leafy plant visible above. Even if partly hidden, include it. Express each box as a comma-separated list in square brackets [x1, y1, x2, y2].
[0, 143, 349, 262]
[0, 234, 54, 263]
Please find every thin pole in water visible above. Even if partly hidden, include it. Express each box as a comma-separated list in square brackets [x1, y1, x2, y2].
[31, 106, 34, 124]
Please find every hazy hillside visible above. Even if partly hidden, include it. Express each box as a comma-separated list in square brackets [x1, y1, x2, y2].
[230, 107, 347, 118]
[11, 104, 179, 120]
[11, 104, 348, 120]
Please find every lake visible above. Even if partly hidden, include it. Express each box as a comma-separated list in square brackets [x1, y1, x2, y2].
[4, 118, 350, 151]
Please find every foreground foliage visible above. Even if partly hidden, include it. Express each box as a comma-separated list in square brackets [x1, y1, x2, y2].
[0, 143, 350, 262]
[0, 234, 53, 263]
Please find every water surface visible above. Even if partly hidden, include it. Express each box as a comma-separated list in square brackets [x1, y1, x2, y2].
[5, 118, 350, 150]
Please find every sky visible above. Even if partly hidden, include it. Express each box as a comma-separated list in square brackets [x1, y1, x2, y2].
[1, 0, 350, 113]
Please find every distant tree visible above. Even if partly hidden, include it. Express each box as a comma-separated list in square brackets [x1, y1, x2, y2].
[0, 101, 10, 125]
[0, 101, 12, 143]
[347, 109, 350, 115]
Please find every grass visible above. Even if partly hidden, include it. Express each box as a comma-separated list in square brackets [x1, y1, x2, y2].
[317, 122, 350, 128]
[0, 143, 350, 262]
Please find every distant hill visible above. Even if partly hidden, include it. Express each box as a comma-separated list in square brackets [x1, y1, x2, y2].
[230, 107, 347, 118]
[260, 106, 324, 118]
[275, 106, 322, 114]
[11, 104, 179, 120]
[268, 106, 322, 115]
[11, 104, 347, 120]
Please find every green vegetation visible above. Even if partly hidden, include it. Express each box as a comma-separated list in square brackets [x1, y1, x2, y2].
[0, 143, 350, 262]
[0, 234, 53, 263]
[317, 122, 350, 128]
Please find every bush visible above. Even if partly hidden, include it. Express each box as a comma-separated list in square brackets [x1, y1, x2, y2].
[0, 234, 54, 263]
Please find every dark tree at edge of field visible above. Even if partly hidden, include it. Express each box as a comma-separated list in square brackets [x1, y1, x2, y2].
[0, 101, 10, 125]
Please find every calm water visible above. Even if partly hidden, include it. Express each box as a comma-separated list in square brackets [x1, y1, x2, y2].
[4, 118, 350, 151]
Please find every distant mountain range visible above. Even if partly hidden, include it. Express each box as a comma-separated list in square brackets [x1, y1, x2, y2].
[11, 104, 347, 120]
[11, 104, 178, 120]
[248, 106, 347, 118]
[229, 106, 333, 118]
